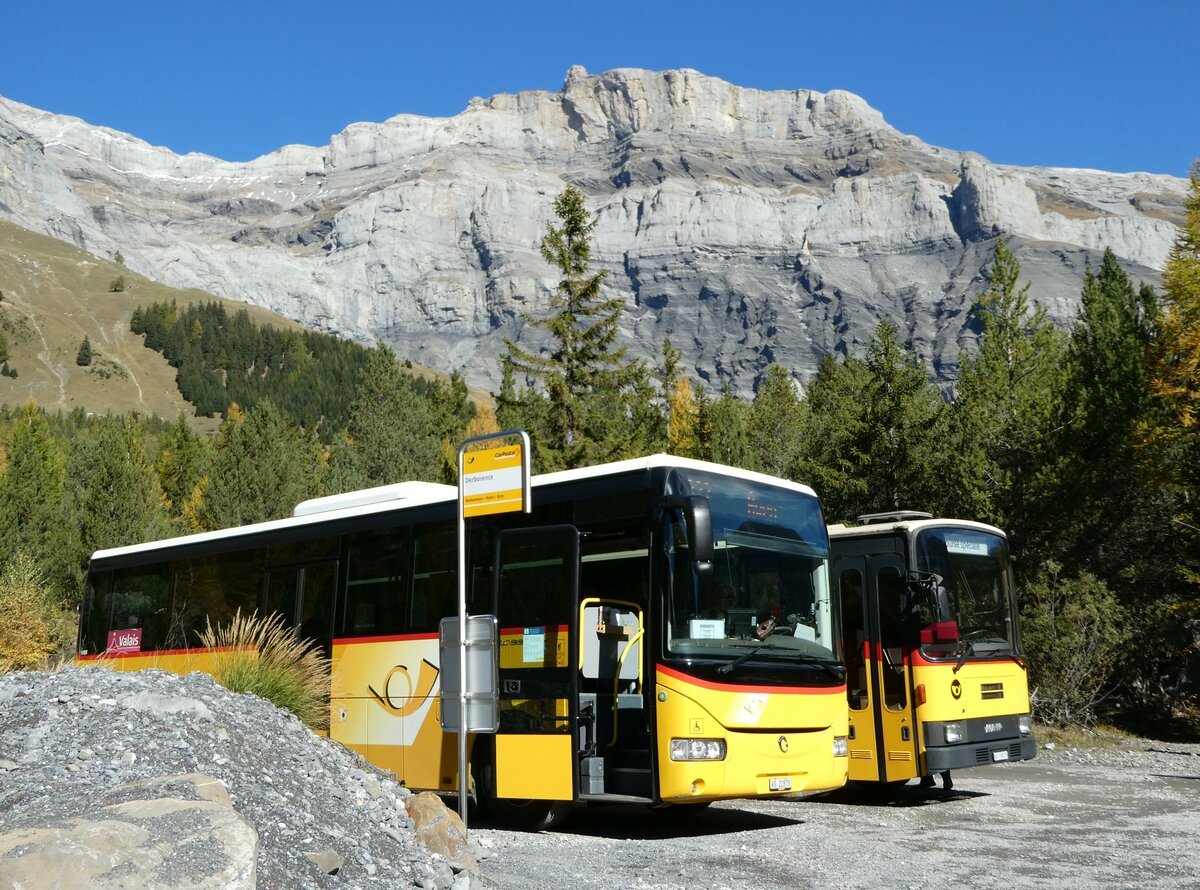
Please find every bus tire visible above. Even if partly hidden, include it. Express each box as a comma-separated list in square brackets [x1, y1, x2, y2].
[474, 746, 571, 830]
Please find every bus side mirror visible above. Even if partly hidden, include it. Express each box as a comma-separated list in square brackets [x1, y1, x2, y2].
[687, 496, 714, 574]
[655, 495, 714, 574]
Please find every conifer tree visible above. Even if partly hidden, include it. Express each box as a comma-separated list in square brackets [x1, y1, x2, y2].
[0, 402, 67, 599]
[76, 336, 93, 367]
[948, 240, 1067, 557]
[794, 353, 871, 522]
[199, 400, 325, 529]
[1058, 249, 1161, 575]
[503, 186, 643, 470]
[339, 345, 443, 487]
[58, 415, 170, 592]
[745, 365, 807, 479]
[697, 383, 750, 468]
[155, 414, 212, 526]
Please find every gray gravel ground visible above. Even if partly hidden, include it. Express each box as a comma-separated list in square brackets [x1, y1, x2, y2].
[0, 667, 471, 889]
[473, 741, 1200, 889]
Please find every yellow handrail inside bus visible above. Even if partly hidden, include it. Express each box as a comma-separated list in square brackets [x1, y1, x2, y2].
[609, 626, 645, 748]
[578, 596, 644, 748]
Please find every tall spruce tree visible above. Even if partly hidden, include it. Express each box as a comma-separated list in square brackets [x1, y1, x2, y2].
[503, 186, 642, 470]
[745, 365, 807, 478]
[793, 323, 944, 521]
[1058, 249, 1161, 575]
[0, 402, 67, 599]
[59, 415, 170, 593]
[948, 240, 1067, 558]
[794, 353, 871, 522]
[855, 320, 946, 515]
[155, 414, 212, 528]
[335, 345, 443, 488]
[697, 383, 750, 469]
[198, 400, 325, 529]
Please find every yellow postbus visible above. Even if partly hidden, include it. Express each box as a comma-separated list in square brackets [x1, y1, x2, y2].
[828, 512, 1036, 789]
[78, 455, 848, 827]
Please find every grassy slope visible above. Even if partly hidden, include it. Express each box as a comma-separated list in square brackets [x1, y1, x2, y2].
[0, 220, 492, 426]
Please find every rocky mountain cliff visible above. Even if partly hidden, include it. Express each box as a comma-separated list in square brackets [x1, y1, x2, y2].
[0, 66, 1186, 394]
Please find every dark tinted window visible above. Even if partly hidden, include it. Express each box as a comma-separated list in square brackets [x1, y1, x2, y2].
[338, 528, 409, 638]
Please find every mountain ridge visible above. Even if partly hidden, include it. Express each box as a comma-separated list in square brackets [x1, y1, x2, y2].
[0, 67, 1186, 395]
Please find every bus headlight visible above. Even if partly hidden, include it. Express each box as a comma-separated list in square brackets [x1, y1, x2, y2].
[670, 738, 726, 761]
[944, 722, 964, 744]
[833, 735, 848, 757]
[1018, 715, 1033, 735]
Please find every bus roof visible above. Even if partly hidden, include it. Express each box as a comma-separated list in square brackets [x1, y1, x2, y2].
[90, 454, 819, 564]
[827, 517, 1006, 540]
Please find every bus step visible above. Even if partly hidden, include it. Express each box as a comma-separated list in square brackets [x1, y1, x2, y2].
[606, 766, 652, 797]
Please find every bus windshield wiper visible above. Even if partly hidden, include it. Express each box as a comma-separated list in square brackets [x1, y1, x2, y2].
[953, 639, 975, 673]
[717, 643, 775, 674]
[718, 645, 844, 679]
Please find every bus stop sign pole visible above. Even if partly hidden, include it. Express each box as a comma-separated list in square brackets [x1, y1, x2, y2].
[454, 429, 531, 831]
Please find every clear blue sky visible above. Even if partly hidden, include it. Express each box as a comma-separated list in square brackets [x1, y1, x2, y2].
[5, 0, 1197, 176]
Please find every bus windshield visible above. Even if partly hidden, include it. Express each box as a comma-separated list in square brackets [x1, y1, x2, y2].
[914, 527, 1018, 659]
[664, 470, 838, 666]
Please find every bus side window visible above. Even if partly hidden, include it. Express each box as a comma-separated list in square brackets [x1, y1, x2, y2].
[82, 565, 171, 653]
[410, 521, 455, 633]
[339, 528, 409, 638]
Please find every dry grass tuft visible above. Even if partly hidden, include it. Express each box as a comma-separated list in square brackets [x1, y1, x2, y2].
[199, 609, 331, 730]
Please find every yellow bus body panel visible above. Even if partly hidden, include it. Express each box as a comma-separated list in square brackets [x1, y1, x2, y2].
[914, 660, 1031, 723]
[329, 636, 455, 789]
[655, 668, 848, 801]
[495, 734, 574, 800]
[75, 648, 242, 676]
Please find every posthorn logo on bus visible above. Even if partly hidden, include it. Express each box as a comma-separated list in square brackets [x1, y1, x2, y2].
[778, 735, 789, 753]
[951, 679, 963, 699]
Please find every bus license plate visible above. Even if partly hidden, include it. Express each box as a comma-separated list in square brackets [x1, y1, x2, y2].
[992, 750, 1009, 762]
[769, 778, 792, 791]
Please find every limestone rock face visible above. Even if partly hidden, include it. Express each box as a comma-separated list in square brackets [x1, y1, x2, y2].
[0, 67, 1186, 393]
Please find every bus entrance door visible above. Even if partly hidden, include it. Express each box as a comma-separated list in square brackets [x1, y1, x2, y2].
[838, 553, 920, 783]
[869, 554, 920, 783]
[490, 526, 580, 805]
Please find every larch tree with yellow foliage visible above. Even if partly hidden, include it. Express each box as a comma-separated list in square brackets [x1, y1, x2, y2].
[1147, 161, 1200, 604]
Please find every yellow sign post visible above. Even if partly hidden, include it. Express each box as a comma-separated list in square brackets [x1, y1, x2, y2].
[452, 430, 531, 833]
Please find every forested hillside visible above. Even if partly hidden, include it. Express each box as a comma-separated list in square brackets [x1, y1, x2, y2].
[3, 173, 1198, 737]
[132, 300, 392, 437]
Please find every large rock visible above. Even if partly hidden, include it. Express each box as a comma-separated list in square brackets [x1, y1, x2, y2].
[0, 774, 257, 890]
[0, 67, 1186, 394]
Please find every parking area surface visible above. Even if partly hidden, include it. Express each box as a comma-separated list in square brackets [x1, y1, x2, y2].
[474, 744, 1200, 889]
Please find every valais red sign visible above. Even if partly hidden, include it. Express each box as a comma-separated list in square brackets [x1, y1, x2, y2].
[106, 628, 143, 654]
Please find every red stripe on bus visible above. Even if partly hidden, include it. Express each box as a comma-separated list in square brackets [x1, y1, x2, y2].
[656, 663, 846, 694]
[331, 632, 439, 646]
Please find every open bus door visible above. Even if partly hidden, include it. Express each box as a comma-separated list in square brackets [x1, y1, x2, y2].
[476, 525, 579, 828]
[837, 553, 920, 783]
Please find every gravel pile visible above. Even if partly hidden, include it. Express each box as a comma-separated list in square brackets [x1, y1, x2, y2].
[0, 666, 478, 889]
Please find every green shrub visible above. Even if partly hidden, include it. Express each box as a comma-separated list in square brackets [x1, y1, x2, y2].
[199, 610, 331, 730]
[1021, 562, 1131, 727]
